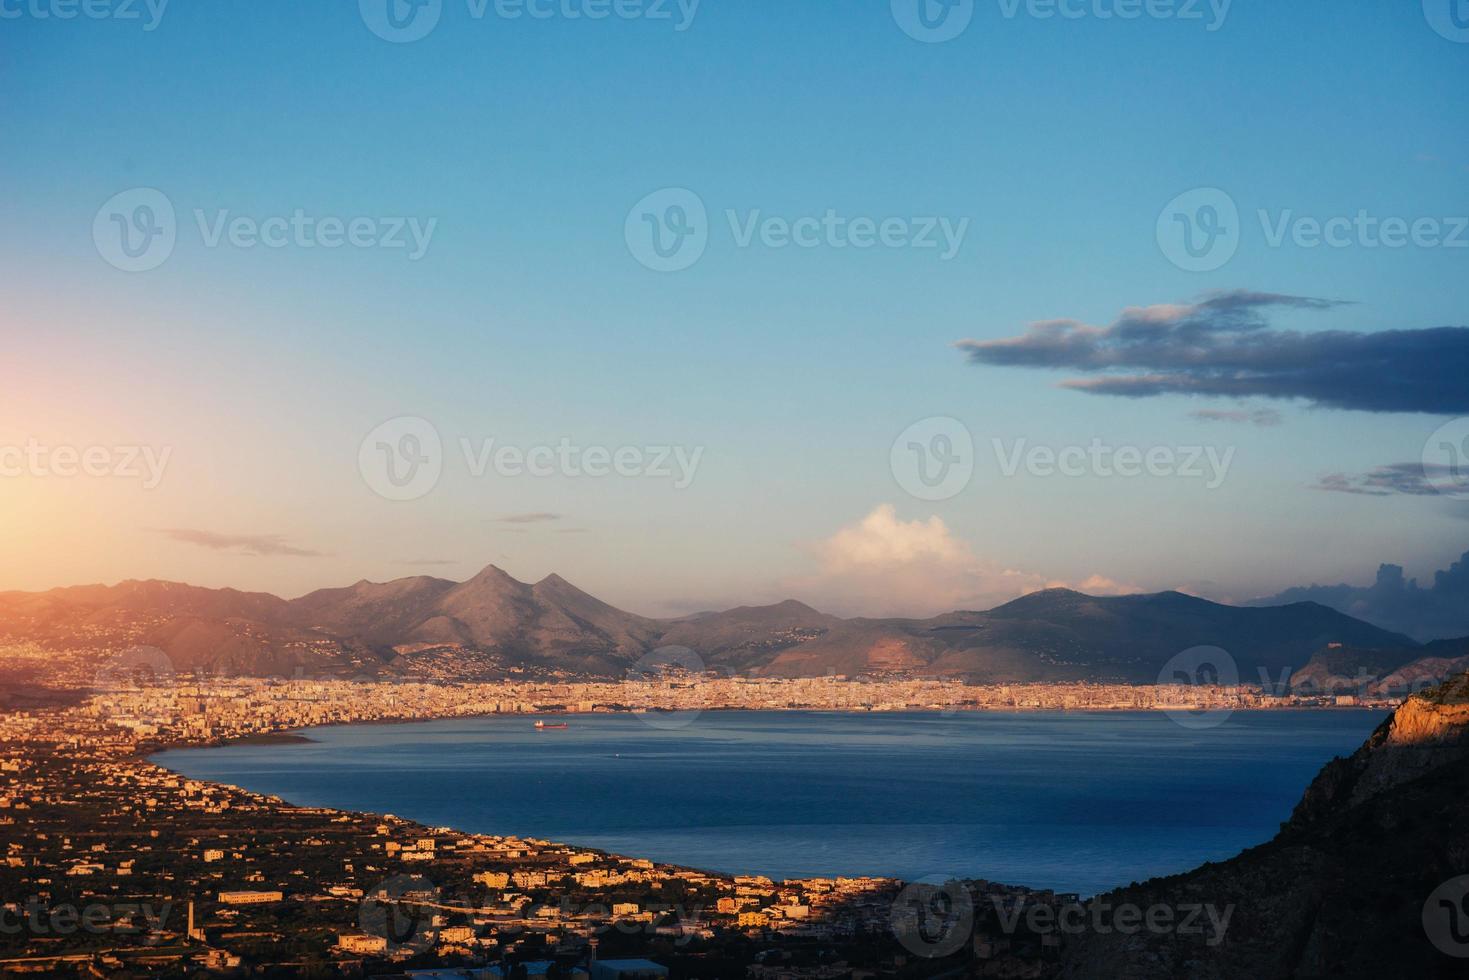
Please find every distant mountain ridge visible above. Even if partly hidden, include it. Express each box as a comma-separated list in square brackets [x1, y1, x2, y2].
[0, 565, 1438, 685]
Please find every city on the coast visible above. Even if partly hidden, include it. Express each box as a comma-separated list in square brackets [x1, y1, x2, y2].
[0, 642, 1404, 978]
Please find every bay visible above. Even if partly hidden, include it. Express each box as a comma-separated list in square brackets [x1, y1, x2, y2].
[154, 708, 1384, 896]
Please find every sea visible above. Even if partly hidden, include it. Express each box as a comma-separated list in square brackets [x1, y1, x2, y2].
[154, 708, 1384, 896]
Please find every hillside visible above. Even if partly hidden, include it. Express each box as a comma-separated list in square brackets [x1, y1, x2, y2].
[0, 569, 1423, 686]
[1057, 672, 1469, 978]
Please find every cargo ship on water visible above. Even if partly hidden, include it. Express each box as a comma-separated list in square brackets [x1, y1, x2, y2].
[533, 720, 569, 730]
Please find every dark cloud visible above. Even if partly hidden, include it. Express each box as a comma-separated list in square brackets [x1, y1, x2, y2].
[956, 290, 1469, 414]
[159, 529, 323, 557]
[1313, 463, 1460, 497]
[494, 513, 562, 524]
[1189, 408, 1283, 427]
[1253, 550, 1469, 642]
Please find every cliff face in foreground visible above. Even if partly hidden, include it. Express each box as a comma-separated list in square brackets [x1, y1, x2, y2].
[1059, 673, 1469, 979]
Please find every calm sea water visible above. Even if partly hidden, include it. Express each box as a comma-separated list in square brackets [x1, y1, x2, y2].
[155, 709, 1383, 895]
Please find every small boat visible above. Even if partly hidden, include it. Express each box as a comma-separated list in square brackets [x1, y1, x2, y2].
[533, 720, 569, 730]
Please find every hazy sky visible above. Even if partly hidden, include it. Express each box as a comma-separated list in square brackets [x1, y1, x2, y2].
[3, 1, 1468, 616]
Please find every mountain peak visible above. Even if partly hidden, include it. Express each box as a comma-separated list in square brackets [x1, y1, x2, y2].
[464, 564, 524, 586]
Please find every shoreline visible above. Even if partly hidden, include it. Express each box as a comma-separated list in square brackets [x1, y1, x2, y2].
[145, 704, 1388, 895]
[150, 700, 1390, 750]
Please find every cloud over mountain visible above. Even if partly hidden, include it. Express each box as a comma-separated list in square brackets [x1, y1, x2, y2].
[787, 504, 1136, 617]
[956, 290, 1469, 413]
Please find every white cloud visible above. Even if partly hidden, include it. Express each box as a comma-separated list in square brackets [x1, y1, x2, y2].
[787, 504, 1138, 617]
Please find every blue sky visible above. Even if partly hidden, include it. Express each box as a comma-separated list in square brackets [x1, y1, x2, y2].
[3, 1, 1467, 614]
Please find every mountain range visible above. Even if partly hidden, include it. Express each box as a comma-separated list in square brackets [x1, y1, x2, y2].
[4, 564, 1464, 691]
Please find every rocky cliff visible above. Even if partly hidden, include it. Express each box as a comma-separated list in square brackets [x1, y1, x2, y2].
[1058, 672, 1469, 978]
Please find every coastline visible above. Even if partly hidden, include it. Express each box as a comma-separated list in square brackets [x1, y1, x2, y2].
[4, 687, 1410, 976]
[147, 705, 1389, 894]
[155, 699, 1393, 752]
